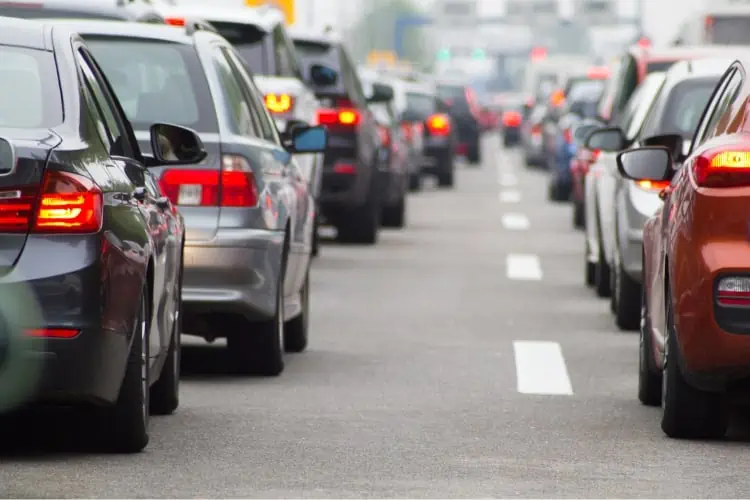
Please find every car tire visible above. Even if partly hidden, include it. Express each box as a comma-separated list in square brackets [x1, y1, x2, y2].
[615, 262, 641, 331]
[573, 200, 584, 229]
[409, 173, 422, 192]
[311, 216, 320, 258]
[98, 286, 150, 453]
[337, 178, 379, 245]
[594, 234, 611, 298]
[609, 265, 618, 313]
[284, 271, 309, 353]
[228, 249, 286, 376]
[661, 289, 728, 439]
[467, 142, 481, 165]
[503, 135, 514, 148]
[584, 240, 595, 287]
[150, 261, 182, 416]
[638, 285, 662, 406]
[382, 196, 406, 228]
[548, 179, 568, 202]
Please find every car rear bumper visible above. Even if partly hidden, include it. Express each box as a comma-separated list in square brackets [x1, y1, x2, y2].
[422, 135, 452, 170]
[181, 228, 285, 324]
[319, 162, 374, 213]
[504, 127, 521, 142]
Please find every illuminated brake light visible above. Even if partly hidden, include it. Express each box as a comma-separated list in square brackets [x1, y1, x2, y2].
[316, 108, 360, 127]
[0, 186, 36, 233]
[635, 179, 670, 191]
[34, 170, 103, 233]
[426, 113, 450, 136]
[563, 128, 573, 144]
[264, 93, 294, 114]
[717, 276, 750, 307]
[400, 122, 413, 141]
[378, 125, 391, 147]
[550, 89, 565, 108]
[531, 124, 542, 135]
[159, 156, 258, 207]
[164, 16, 185, 26]
[693, 149, 750, 187]
[502, 110, 522, 127]
[25, 328, 79, 338]
[587, 66, 610, 79]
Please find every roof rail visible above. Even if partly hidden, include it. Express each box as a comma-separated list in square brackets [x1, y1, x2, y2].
[185, 18, 217, 36]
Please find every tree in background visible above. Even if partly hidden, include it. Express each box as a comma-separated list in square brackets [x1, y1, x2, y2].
[345, 0, 433, 68]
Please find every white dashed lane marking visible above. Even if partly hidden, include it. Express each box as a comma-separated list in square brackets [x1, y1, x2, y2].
[501, 213, 530, 231]
[498, 173, 518, 187]
[506, 254, 542, 281]
[513, 341, 574, 395]
[498, 190, 521, 203]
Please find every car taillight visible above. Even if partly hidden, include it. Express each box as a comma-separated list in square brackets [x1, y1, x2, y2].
[164, 16, 185, 26]
[502, 111, 522, 127]
[412, 122, 423, 137]
[400, 122, 413, 141]
[531, 124, 542, 135]
[0, 186, 36, 233]
[159, 155, 258, 207]
[563, 128, 573, 144]
[635, 179, 671, 192]
[717, 276, 750, 307]
[426, 113, 450, 136]
[693, 149, 750, 188]
[34, 170, 103, 233]
[264, 93, 294, 114]
[378, 125, 391, 147]
[316, 108, 360, 127]
[25, 328, 80, 338]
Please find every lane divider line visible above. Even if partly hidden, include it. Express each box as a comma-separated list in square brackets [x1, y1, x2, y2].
[498, 190, 522, 203]
[506, 254, 542, 281]
[498, 173, 518, 187]
[501, 213, 530, 231]
[513, 340, 574, 395]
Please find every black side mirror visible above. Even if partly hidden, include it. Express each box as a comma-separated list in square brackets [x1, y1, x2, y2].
[149, 123, 207, 165]
[283, 125, 328, 154]
[309, 64, 338, 86]
[585, 126, 627, 152]
[284, 119, 310, 135]
[642, 133, 684, 162]
[616, 146, 673, 181]
[367, 82, 394, 104]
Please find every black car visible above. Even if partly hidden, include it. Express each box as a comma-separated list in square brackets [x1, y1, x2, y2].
[291, 29, 393, 245]
[0, 16, 201, 452]
[0, 0, 165, 22]
[436, 79, 482, 165]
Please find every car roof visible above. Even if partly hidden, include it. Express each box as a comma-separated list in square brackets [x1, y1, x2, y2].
[40, 18, 202, 44]
[0, 15, 49, 49]
[631, 45, 749, 62]
[0, 0, 161, 20]
[666, 57, 738, 80]
[157, 4, 283, 32]
[288, 26, 341, 45]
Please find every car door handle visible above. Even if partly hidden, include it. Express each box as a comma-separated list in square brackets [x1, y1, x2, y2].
[133, 186, 147, 201]
[155, 196, 170, 210]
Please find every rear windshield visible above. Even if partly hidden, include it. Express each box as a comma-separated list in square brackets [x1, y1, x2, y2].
[0, 45, 62, 128]
[293, 39, 337, 67]
[709, 16, 750, 45]
[84, 38, 219, 133]
[437, 85, 465, 101]
[210, 22, 268, 75]
[641, 77, 719, 140]
[566, 79, 606, 102]
[647, 61, 676, 73]
[406, 92, 436, 116]
[0, 6, 125, 20]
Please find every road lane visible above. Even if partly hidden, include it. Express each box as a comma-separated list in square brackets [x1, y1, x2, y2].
[1, 136, 750, 497]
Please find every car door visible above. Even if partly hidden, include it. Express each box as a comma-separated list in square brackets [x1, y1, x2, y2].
[76, 46, 172, 362]
[221, 45, 311, 298]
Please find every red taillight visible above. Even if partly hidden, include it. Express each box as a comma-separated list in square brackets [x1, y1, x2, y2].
[502, 111, 522, 127]
[25, 328, 79, 338]
[635, 179, 671, 192]
[316, 108, 360, 127]
[400, 122, 413, 141]
[378, 125, 391, 147]
[164, 16, 185, 26]
[587, 66, 610, 79]
[413, 122, 423, 136]
[0, 185, 36, 233]
[34, 170, 103, 233]
[693, 149, 750, 188]
[426, 113, 450, 136]
[159, 156, 258, 207]
[717, 277, 750, 307]
[531, 124, 542, 135]
[332, 162, 356, 174]
[563, 128, 573, 144]
[264, 93, 294, 114]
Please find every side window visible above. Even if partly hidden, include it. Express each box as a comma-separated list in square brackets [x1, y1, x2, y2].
[695, 69, 742, 147]
[222, 48, 280, 144]
[77, 51, 136, 158]
[80, 76, 113, 151]
[210, 48, 261, 138]
[338, 47, 366, 107]
[613, 55, 637, 123]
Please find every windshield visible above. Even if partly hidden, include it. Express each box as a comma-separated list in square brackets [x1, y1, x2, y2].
[709, 16, 750, 45]
[437, 85, 465, 101]
[406, 93, 436, 117]
[0, 45, 62, 128]
[84, 38, 218, 133]
[566, 79, 606, 102]
[210, 22, 268, 75]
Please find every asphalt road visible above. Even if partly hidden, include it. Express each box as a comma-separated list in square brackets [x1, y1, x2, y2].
[2, 136, 750, 498]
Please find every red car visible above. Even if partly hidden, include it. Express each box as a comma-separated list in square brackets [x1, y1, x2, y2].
[618, 57, 750, 439]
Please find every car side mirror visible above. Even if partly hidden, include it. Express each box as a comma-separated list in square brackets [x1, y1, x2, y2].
[616, 146, 673, 181]
[585, 126, 627, 152]
[642, 133, 684, 162]
[367, 82, 394, 104]
[309, 64, 338, 86]
[149, 123, 207, 166]
[284, 125, 327, 154]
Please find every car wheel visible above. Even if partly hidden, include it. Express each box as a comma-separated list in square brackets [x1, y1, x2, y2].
[615, 262, 641, 331]
[573, 200, 584, 229]
[382, 196, 406, 228]
[609, 264, 617, 313]
[284, 271, 309, 353]
[584, 240, 595, 287]
[467, 141, 481, 165]
[638, 284, 661, 406]
[311, 216, 320, 258]
[98, 286, 150, 453]
[661, 286, 728, 439]
[149, 263, 182, 415]
[337, 178, 379, 244]
[594, 234, 611, 298]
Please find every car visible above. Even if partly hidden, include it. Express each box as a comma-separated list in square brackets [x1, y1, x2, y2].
[597, 45, 737, 126]
[0, 0, 165, 22]
[358, 72, 409, 227]
[0, 16, 201, 452]
[395, 76, 456, 188]
[584, 72, 667, 297]
[52, 19, 327, 374]
[585, 58, 727, 330]
[521, 103, 549, 167]
[671, 5, 750, 46]
[569, 119, 604, 229]
[619, 56, 750, 438]
[519, 54, 590, 120]
[436, 77, 482, 165]
[154, 4, 330, 257]
[290, 28, 391, 245]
